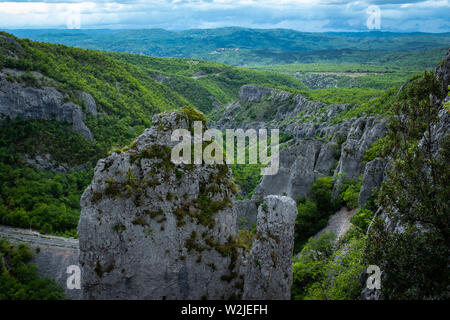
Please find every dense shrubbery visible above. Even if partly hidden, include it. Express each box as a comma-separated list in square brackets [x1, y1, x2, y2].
[350, 208, 375, 232]
[340, 180, 361, 209]
[294, 177, 340, 252]
[0, 239, 65, 299]
[0, 119, 97, 236]
[292, 229, 366, 300]
[364, 71, 450, 299]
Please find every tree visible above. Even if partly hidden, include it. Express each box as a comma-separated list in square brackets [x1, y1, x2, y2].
[0, 239, 65, 300]
[364, 71, 449, 299]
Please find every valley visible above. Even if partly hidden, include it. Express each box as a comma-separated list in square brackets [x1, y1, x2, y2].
[0, 29, 448, 300]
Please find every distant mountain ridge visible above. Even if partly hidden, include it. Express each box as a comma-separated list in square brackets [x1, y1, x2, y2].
[6, 28, 450, 66]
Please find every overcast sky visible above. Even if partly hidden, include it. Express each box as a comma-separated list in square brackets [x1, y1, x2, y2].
[0, 0, 449, 32]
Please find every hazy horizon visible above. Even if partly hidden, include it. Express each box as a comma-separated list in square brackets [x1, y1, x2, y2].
[3, 27, 450, 35]
[0, 1, 449, 33]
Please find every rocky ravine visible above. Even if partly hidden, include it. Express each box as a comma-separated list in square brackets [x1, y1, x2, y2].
[78, 109, 297, 300]
[227, 85, 387, 229]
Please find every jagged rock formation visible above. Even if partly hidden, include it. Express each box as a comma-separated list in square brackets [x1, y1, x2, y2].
[332, 117, 386, 190]
[358, 158, 387, 206]
[234, 199, 258, 230]
[24, 153, 69, 174]
[215, 84, 350, 132]
[213, 84, 387, 204]
[78, 109, 297, 300]
[253, 138, 336, 201]
[243, 195, 297, 300]
[0, 68, 93, 139]
[0, 34, 24, 59]
[252, 116, 386, 202]
[31, 244, 80, 300]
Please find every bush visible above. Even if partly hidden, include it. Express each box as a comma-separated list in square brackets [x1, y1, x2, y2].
[294, 177, 340, 252]
[305, 237, 366, 300]
[310, 176, 339, 214]
[292, 229, 366, 300]
[350, 208, 375, 232]
[292, 231, 336, 300]
[0, 239, 65, 300]
[340, 180, 362, 209]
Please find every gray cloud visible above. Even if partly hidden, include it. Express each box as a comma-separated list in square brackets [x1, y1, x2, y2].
[0, 0, 448, 32]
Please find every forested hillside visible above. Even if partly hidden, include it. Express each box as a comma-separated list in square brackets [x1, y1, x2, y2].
[0, 32, 308, 236]
[8, 28, 450, 63]
[0, 28, 448, 301]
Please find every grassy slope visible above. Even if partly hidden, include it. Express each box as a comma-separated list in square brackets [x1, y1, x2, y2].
[108, 52, 308, 113]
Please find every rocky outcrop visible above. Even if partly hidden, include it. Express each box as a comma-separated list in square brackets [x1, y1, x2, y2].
[239, 85, 274, 103]
[31, 245, 80, 300]
[214, 83, 387, 203]
[333, 117, 386, 187]
[252, 116, 386, 202]
[358, 157, 387, 206]
[0, 34, 24, 59]
[436, 48, 450, 94]
[243, 195, 297, 300]
[0, 68, 93, 140]
[23, 153, 89, 174]
[24, 153, 69, 173]
[253, 138, 337, 201]
[80, 92, 97, 118]
[216, 85, 352, 134]
[235, 199, 258, 230]
[78, 109, 297, 300]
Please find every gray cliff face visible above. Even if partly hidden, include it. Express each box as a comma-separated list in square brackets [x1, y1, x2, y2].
[252, 116, 386, 203]
[0, 34, 24, 59]
[358, 157, 387, 206]
[239, 85, 275, 103]
[431, 49, 450, 154]
[243, 195, 297, 300]
[234, 199, 258, 230]
[78, 110, 297, 300]
[214, 83, 388, 205]
[0, 68, 93, 140]
[79, 92, 98, 118]
[31, 245, 80, 300]
[24, 153, 69, 174]
[215, 84, 350, 132]
[333, 117, 387, 190]
[436, 48, 450, 94]
[253, 138, 335, 201]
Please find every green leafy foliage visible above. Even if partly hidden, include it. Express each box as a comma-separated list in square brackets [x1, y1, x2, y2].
[364, 71, 449, 299]
[350, 208, 375, 232]
[294, 177, 340, 252]
[110, 52, 308, 114]
[341, 182, 361, 210]
[0, 119, 98, 236]
[0, 239, 65, 299]
[10, 28, 449, 66]
[292, 228, 366, 300]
